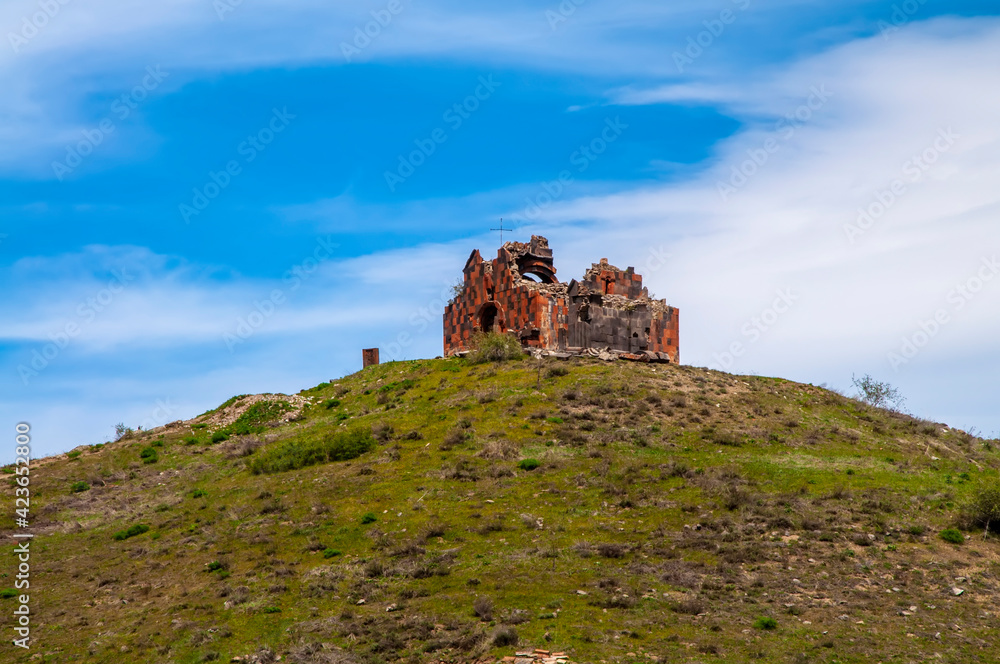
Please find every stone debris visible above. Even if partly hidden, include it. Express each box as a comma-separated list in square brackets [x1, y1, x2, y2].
[200, 393, 311, 429]
[500, 649, 572, 664]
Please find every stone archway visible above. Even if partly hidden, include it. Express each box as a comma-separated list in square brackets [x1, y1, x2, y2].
[479, 302, 499, 332]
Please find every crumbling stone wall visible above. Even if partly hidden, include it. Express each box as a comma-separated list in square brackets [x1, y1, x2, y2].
[443, 236, 679, 362]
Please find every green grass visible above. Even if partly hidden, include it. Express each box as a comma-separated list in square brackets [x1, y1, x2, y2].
[247, 428, 375, 474]
[112, 523, 150, 541]
[4, 357, 1000, 664]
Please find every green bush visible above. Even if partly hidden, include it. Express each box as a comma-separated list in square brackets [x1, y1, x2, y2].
[963, 485, 1000, 533]
[323, 548, 342, 558]
[66, 450, 82, 460]
[205, 560, 227, 572]
[263, 606, 281, 613]
[0, 588, 17, 599]
[113, 524, 150, 541]
[753, 616, 778, 630]
[468, 331, 523, 364]
[518, 458, 541, 471]
[323, 399, 341, 409]
[70, 481, 89, 493]
[139, 447, 158, 464]
[183, 436, 199, 446]
[191, 489, 208, 498]
[211, 431, 229, 444]
[940, 528, 965, 544]
[361, 513, 378, 524]
[248, 429, 376, 474]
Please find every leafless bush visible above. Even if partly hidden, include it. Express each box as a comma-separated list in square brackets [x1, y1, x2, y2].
[477, 438, 519, 460]
[473, 596, 494, 621]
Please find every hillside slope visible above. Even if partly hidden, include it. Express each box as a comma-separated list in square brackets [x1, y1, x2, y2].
[3, 357, 1000, 664]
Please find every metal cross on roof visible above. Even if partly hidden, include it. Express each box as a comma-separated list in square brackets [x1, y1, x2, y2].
[490, 218, 511, 245]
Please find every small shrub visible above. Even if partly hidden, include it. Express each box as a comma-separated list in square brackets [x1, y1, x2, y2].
[851, 373, 905, 411]
[262, 606, 281, 614]
[191, 489, 208, 498]
[70, 481, 89, 493]
[963, 485, 1000, 533]
[468, 331, 523, 364]
[546, 366, 570, 378]
[323, 399, 341, 409]
[248, 429, 375, 474]
[518, 458, 540, 471]
[673, 597, 706, 615]
[211, 431, 229, 444]
[183, 436, 199, 446]
[139, 447, 158, 464]
[939, 528, 965, 545]
[66, 450, 82, 459]
[361, 513, 378, 525]
[596, 542, 626, 558]
[753, 616, 778, 630]
[205, 560, 227, 572]
[473, 596, 494, 621]
[322, 548, 342, 559]
[492, 626, 518, 647]
[113, 524, 150, 541]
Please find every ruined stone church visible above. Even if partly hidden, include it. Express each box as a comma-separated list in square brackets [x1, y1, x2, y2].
[443, 236, 679, 363]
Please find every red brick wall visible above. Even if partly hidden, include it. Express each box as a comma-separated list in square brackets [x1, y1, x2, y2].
[444, 246, 679, 363]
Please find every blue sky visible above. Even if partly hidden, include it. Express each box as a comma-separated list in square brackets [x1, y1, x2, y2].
[2, 0, 999, 461]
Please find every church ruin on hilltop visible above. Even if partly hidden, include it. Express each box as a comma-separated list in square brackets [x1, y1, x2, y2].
[443, 236, 679, 363]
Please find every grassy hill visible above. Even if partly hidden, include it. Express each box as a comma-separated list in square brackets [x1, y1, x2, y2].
[4, 356, 1000, 664]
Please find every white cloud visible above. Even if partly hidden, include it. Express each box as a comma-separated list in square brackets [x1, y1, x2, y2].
[513, 18, 1000, 431]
